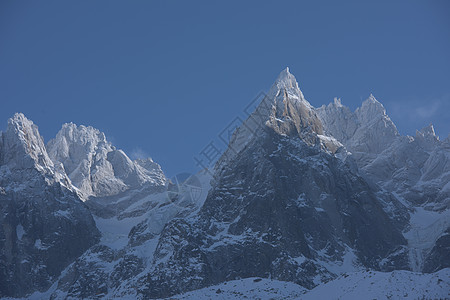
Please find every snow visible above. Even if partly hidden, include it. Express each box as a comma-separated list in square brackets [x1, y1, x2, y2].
[315, 246, 361, 275]
[94, 214, 147, 250]
[403, 207, 450, 271]
[302, 268, 450, 300]
[168, 277, 307, 300]
[34, 239, 49, 250]
[53, 209, 71, 219]
[16, 224, 24, 240]
[167, 269, 450, 300]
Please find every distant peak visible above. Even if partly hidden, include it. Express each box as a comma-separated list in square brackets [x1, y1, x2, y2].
[9, 112, 33, 127]
[360, 94, 385, 113]
[366, 93, 381, 104]
[418, 123, 436, 137]
[278, 67, 290, 77]
[274, 67, 298, 89]
[57, 122, 107, 143]
[333, 97, 343, 107]
[2, 113, 55, 171]
[7, 113, 37, 138]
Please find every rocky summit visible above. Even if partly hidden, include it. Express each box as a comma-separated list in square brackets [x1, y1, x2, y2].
[0, 69, 448, 299]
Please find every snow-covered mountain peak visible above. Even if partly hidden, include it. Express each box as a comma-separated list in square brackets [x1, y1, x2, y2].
[269, 67, 306, 103]
[333, 97, 343, 107]
[0, 112, 76, 194]
[274, 67, 298, 89]
[356, 94, 388, 123]
[47, 121, 166, 198]
[0, 113, 54, 171]
[264, 68, 322, 137]
[415, 123, 440, 148]
[49, 121, 112, 156]
[367, 93, 379, 103]
[217, 69, 329, 168]
[417, 123, 437, 138]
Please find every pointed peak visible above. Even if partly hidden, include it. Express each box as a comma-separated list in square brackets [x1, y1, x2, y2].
[417, 123, 436, 137]
[276, 67, 291, 79]
[333, 97, 343, 107]
[2, 113, 55, 171]
[278, 67, 291, 77]
[359, 94, 385, 115]
[6, 113, 39, 141]
[274, 67, 298, 89]
[11, 112, 28, 121]
[363, 93, 382, 106]
[8, 112, 33, 128]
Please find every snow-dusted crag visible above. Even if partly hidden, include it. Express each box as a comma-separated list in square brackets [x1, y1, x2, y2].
[317, 94, 450, 273]
[47, 123, 166, 199]
[317, 95, 449, 211]
[0, 114, 100, 297]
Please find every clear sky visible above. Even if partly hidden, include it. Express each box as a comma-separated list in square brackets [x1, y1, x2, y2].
[1, 1, 449, 176]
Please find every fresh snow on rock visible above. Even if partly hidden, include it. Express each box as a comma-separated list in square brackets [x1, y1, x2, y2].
[47, 122, 166, 199]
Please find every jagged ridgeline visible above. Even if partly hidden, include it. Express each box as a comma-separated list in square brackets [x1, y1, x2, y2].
[0, 68, 448, 299]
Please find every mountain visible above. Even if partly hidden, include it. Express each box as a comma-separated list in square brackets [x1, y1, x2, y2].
[47, 122, 166, 199]
[317, 95, 450, 273]
[0, 114, 100, 297]
[0, 68, 448, 299]
[317, 96, 449, 211]
[135, 69, 412, 298]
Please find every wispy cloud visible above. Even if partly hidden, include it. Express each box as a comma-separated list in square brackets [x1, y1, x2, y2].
[130, 147, 149, 160]
[390, 93, 450, 119]
[387, 93, 450, 136]
[414, 101, 441, 118]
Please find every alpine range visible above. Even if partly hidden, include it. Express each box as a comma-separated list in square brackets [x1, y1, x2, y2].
[0, 69, 449, 299]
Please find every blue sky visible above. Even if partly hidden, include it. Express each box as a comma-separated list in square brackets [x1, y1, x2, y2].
[1, 1, 449, 176]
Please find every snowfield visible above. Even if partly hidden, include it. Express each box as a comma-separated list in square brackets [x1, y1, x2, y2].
[168, 269, 450, 300]
[166, 277, 308, 299]
[302, 268, 450, 300]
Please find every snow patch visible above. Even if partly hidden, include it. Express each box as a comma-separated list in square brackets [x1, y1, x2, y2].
[16, 224, 24, 240]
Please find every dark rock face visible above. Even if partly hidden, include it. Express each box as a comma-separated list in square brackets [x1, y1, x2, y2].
[139, 129, 409, 298]
[49, 244, 145, 299]
[423, 227, 450, 273]
[0, 184, 99, 297]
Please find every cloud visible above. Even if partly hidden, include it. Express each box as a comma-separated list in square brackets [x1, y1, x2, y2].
[414, 101, 441, 118]
[130, 147, 149, 160]
[390, 93, 450, 120]
[386, 93, 450, 136]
